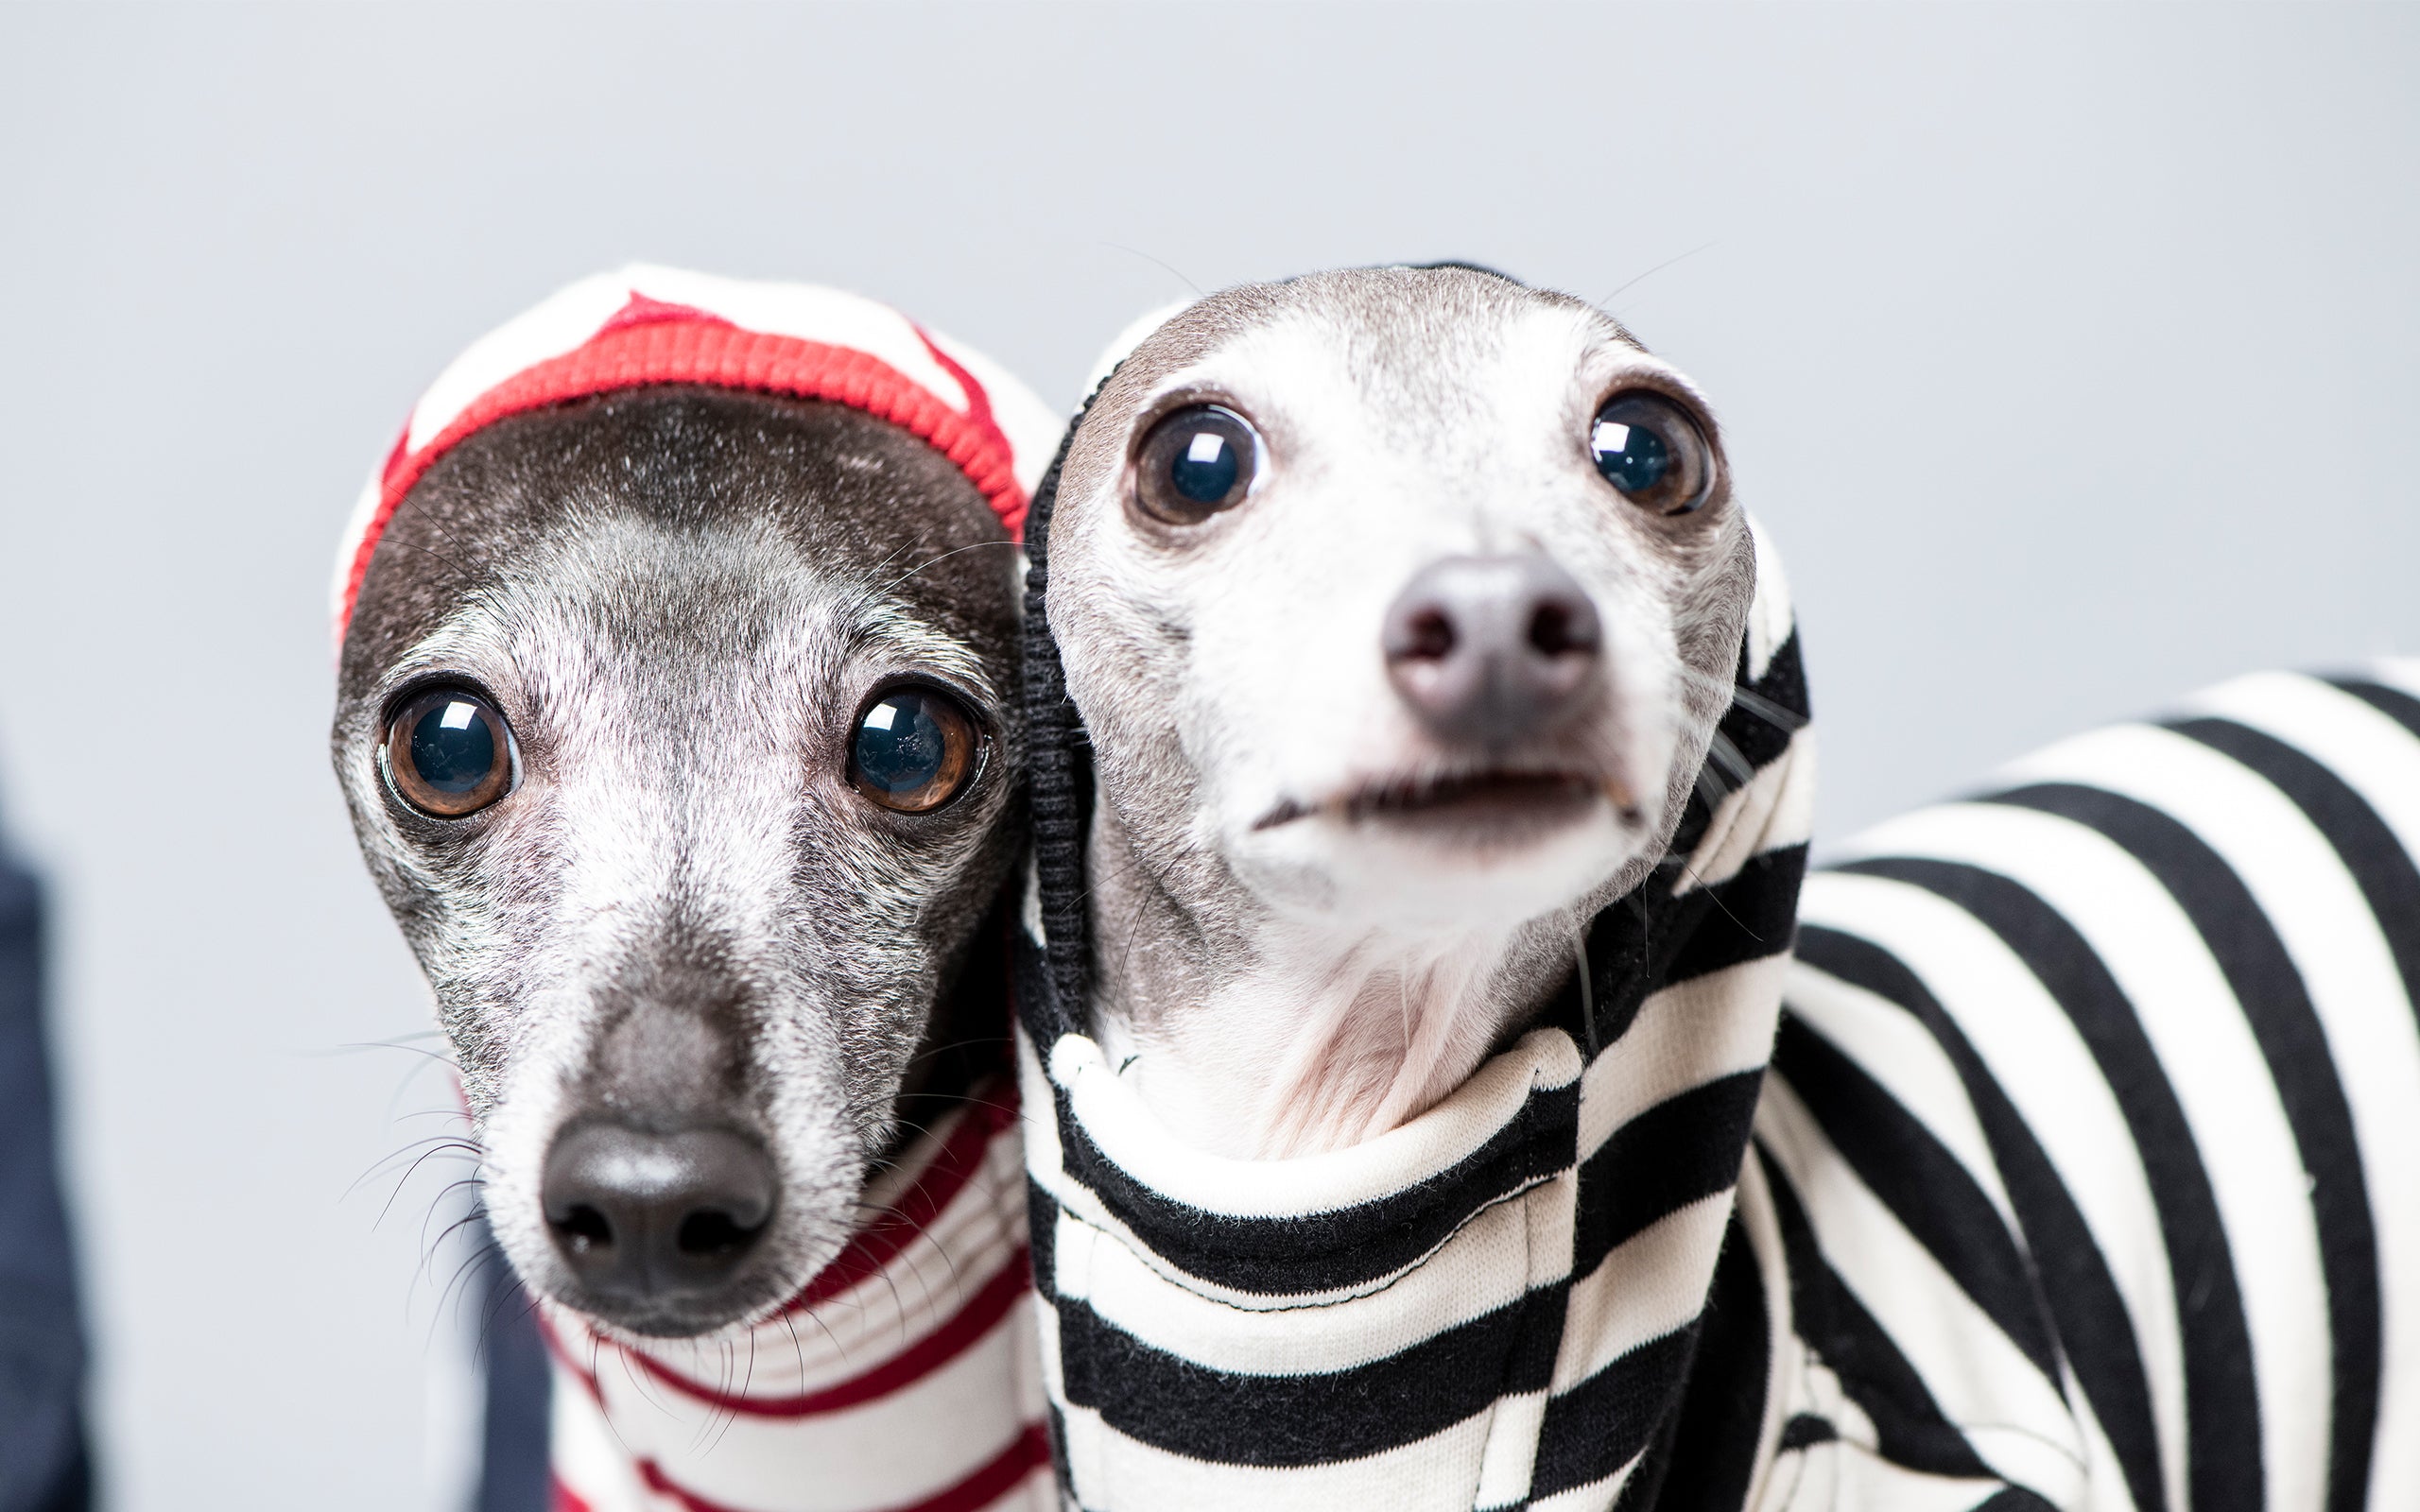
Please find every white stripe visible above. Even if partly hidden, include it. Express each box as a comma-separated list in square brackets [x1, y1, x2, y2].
[1838, 800, 2330, 1512]
[1550, 1192, 1735, 1392]
[2186, 669, 2420, 877]
[1044, 1025, 1581, 1226]
[551, 1365, 649, 1511]
[1579, 954, 1786, 1159]
[1827, 1455, 2019, 1512]
[1056, 1400, 1498, 1512]
[1733, 1151, 1796, 1512]
[1780, 962, 2019, 1235]
[1474, 1388, 1549, 1508]
[1677, 726, 1815, 893]
[1757, 1078, 2087, 1503]
[1741, 512, 1794, 683]
[2356, 655, 2420, 706]
[1054, 1174, 1560, 1376]
[1797, 869, 2189, 1512]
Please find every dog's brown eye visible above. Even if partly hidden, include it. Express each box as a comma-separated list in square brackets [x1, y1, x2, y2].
[851, 687, 981, 815]
[385, 689, 514, 818]
[1589, 392, 1714, 515]
[1133, 404, 1258, 524]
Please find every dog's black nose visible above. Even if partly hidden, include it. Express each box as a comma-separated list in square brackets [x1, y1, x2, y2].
[1383, 555, 1602, 745]
[541, 1122, 776, 1308]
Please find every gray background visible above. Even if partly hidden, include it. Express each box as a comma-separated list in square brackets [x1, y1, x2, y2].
[1, 3, 2412, 1505]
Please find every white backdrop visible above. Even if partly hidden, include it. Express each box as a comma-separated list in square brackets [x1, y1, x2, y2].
[0, 4, 2412, 1505]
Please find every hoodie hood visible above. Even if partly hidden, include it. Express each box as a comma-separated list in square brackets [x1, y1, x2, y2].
[331, 263, 1062, 644]
[1013, 286, 1815, 1511]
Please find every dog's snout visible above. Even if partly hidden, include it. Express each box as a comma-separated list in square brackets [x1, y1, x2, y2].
[542, 1121, 777, 1314]
[1382, 555, 1602, 744]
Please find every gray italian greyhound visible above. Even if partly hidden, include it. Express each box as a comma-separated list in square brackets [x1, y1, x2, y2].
[331, 302, 1039, 1345]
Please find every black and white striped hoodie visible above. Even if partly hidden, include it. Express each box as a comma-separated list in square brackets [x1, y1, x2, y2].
[1013, 369, 1817, 1507]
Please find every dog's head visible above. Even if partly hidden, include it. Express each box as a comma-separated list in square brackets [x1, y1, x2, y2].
[1046, 267, 1753, 1090]
[333, 386, 1022, 1336]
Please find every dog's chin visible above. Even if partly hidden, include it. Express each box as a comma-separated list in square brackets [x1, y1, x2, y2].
[1236, 774, 1652, 932]
[546, 1272, 797, 1343]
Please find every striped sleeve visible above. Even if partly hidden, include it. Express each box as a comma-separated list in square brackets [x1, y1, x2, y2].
[1772, 662, 2420, 1512]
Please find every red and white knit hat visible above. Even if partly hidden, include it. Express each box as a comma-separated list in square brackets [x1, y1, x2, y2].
[332, 264, 1062, 644]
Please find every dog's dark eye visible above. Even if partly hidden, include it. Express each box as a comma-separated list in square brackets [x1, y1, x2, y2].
[851, 687, 981, 815]
[1134, 404, 1258, 524]
[1589, 392, 1714, 514]
[385, 689, 514, 818]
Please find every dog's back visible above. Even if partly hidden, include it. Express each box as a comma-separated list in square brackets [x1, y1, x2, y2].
[1766, 662, 2420, 1512]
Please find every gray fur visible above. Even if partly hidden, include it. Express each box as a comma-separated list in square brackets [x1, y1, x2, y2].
[332, 387, 1021, 1336]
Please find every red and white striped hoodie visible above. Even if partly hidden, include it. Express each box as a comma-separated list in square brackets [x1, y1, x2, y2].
[336, 266, 1061, 1512]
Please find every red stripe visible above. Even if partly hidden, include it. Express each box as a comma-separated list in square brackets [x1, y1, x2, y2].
[597, 292, 735, 335]
[629, 1246, 1029, 1416]
[337, 317, 1026, 638]
[550, 1476, 596, 1512]
[910, 327, 1027, 541]
[785, 1093, 1012, 1312]
[635, 1423, 1048, 1512]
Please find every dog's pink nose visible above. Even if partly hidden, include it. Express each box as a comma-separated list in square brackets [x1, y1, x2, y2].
[1383, 554, 1602, 745]
[542, 1122, 776, 1319]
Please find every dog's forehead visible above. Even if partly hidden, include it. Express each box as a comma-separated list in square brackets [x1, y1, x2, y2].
[340, 388, 1014, 708]
[1102, 269, 1672, 469]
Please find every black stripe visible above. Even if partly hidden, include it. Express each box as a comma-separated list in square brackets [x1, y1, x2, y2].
[1618, 1219, 1770, 1512]
[2173, 709, 2420, 1034]
[1573, 1070, 1763, 1275]
[2328, 676, 2420, 744]
[1755, 1142, 1996, 1480]
[1051, 1073, 1580, 1297]
[1666, 845, 1806, 988]
[1770, 1014, 2062, 1381]
[1986, 780, 2379, 1512]
[1837, 857, 2264, 1512]
[1724, 627, 1808, 770]
[1053, 1280, 1566, 1466]
[1530, 1324, 1698, 1499]
[1543, 846, 1803, 1059]
[1792, 926, 2169, 1512]
[1027, 1176, 1058, 1296]
[1019, 371, 1123, 1033]
[1045, 1403, 1075, 1509]
[1971, 1491, 2058, 1512]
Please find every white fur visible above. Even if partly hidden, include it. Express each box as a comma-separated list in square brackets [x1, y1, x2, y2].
[1050, 272, 1753, 1159]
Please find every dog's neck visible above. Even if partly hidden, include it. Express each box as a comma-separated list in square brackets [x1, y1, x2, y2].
[1084, 799, 1585, 1159]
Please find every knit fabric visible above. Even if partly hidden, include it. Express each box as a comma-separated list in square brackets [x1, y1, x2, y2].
[1766, 663, 2420, 1512]
[332, 265, 1063, 643]
[544, 1087, 1052, 1512]
[1012, 327, 1817, 1506]
[337, 267, 1063, 1512]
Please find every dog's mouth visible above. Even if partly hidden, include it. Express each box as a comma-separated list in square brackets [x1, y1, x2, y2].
[1253, 768, 1642, 837]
